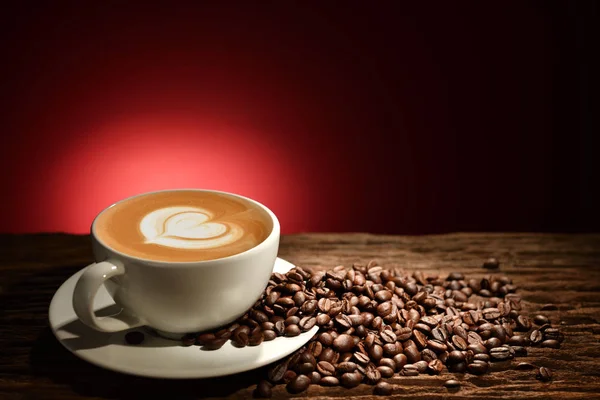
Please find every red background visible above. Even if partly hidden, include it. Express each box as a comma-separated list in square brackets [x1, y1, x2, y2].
[1, 2, 597, 235]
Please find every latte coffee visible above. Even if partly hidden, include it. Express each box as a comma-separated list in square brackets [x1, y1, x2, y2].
[93, 190, 273, 262]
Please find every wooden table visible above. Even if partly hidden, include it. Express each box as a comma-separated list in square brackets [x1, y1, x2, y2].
[1, 233, 599, 399]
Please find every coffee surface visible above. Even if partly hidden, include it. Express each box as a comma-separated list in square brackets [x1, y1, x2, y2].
[94, 191, 272, 262]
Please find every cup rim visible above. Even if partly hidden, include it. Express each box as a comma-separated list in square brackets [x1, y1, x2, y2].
[91, 188, 280, 267]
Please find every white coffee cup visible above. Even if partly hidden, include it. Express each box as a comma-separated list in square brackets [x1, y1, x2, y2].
[72, 189, 280, 339]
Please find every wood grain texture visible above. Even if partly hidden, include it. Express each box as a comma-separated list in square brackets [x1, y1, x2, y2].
[0, 233, 599, 399]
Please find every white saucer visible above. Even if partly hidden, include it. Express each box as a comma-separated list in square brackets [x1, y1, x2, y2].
[49, 257, 318, 379]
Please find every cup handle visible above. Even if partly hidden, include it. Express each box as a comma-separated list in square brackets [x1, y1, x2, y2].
[73, 259, 145, 332]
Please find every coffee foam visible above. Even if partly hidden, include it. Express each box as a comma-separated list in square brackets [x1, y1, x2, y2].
[94, 191, 272, 262]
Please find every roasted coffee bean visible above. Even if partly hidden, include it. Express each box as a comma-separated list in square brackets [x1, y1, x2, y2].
[348, 314, 364, 326]
[301, 299, 318, 315]
[489, 347, 512, 361]
[544, 328, 563, 341]
[404, 345, 421, 363]
[374, 381, 393, 396]
[260, 321, 275, 331]
[512, 346, 527, 356]
[263, 330, 277, 342]
[541, 303, 558, 311]
[413, 330, 428, 348]
[483, 258, 500, 269]
[284, 283, 302, 294]
[393, 353, 408, 369]
[316, 313, 331, 327]
[401, 364, 419, 376]
[329, 301, 344, 316]
[287, 374, 310, 394]
[439, 352, 451, 365]
[276, 297, 295, 308]
[337, 361, 358, 373]
[309, 371, 321, 384]
[427, 339, 448, 353]
[448, 362, 467, 373]
[414, 323, 432, 335]
[530, 330, 543, 345]
[317, 298, 332, 313]
[284, 324, 301, 337]
[375, 290, 393, 303]
[203, 337, 227, 350]
[299, 351, 317, 367]
[307, 341, 323, 357]
[452, 335, 468, 350]
[467, 362, 488, 375]
[340, 371, 362, 388]
[541, 339, 560, 349]
[515, 362, 537, 370]
[414, 360, 429, 373]
[426, 359, 442, 374]
[376, 302, 393, 317]
[534, 315, 550, 326]
[397, 327, 413, 341]
[319, 376, 339, 386]
[516, 315, 532, 331]
[317, 361, 335, 376]
[333, 334, 355, 352]
[292, 290, 306, 306]
[250, 326, 262, 336]
[215, 328, 232, 339]
[467, 342, 487, 355]
[267, 360, 288, 382]
[231, 331, 249, 347]
[468, 331, 483, 344]
[380, 330, 397, 343]
[479, 322, 494, 334]
[377, 365, 395, 378]
[248, 331, 264, 346]
[299, 316, 317, 331]
[181, 333, 196, 346]
[507, 335, 527, 346]
[420, 348, 437, 363]
[431, 327, 447, 342]
[254, 380, 272, 398]
[364, 364, 382, 384]
[295, 362, 315, 375]
[250, 309, 269, 324]
[444, 379, 461, 388]
[274, 320, 286, 335]
[474, 353, 490, 362]
[318, 348, 336, 363]
[405, 282, 419, 296]
[369, 344, 384, 361]
[124, 331, 145, 345]
[536, 367, 552, 382]
[195, 332, 216, 345]
[335, 314, 352, 329]
[485, 337, 502, 350]
[285, 316, 300, 326]
[340, 352, 354, 363]
[448, 350, 466, 364]
[490, 325, 507, 342]
[318, 332, 333, 346]
[379, 357, 396, 370]
[354, 351, 370, 365]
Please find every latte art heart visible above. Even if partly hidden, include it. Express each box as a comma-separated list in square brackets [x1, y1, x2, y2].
[140, 206, 244, 249]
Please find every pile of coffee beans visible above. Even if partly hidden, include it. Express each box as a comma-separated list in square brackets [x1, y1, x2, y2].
[180, 261, 562, 397]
